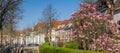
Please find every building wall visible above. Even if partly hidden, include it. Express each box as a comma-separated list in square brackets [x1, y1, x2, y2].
[53, 25, 72, 42]
[15, 32, 45, 45]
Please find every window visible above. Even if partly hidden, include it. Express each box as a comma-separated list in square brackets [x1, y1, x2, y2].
[117, 20, 120, 30]
[117, 20, 120, 25]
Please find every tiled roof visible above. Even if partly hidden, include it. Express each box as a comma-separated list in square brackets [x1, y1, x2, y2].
[52, 20, 71, 28]
[34, 22, 44, 31]
[34, 19, 71, 31]
[15, 30, 25, 35]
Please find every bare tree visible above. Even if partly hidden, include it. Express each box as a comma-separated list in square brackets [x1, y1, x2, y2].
[0, 0, 23, 52]
[41, 4, 58, 44]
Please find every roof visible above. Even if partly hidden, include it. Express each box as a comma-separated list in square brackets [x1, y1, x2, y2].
[15, 30, 25, 36]
[52, 20, 71, 27]
[34, 19, 71, 31]
[34, 22, 44, 31]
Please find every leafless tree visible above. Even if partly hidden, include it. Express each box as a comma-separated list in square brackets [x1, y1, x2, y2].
[0, 0, 23, 51]
[41, 4, 58, 43]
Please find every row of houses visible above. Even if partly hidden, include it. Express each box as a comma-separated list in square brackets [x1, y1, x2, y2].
[5, 19, 72, 45]
[11, 31, 45, 45]
[0, 19, 73, 46]
[34, 20, 73, 43]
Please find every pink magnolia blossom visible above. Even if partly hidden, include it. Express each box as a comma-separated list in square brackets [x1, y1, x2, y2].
[87, 22, 92, 26]
[96, 38, 101, 42]
[93, 11, 99, 15]
[99, 36, 102, 39]
[85, 37, 88, 39]
[79, 35, 84, 38]
[93, 5, 97, 8]
[79, 26, 83, 30]
[103, 14, 110, 18]
[103, 33, 109, 38]
[85, 3, 91, 7]
[106, 47, 112, 52]
[117, 40, 120, 43]
[109, 20, 115, 24]
[102, 42, 105, 46]
[81, 14, 87, 17]
[91, 7, 96, 11]
[83, 25, 87, 28]
[107, 44, 112, 47]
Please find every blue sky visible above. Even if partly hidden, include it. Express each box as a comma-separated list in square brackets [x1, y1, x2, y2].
[16, 0, 83, 30]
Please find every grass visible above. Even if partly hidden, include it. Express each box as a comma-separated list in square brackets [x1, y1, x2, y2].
[39, 42, 105, 53]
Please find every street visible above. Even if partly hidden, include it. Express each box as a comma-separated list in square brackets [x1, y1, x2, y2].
[0, 46, 39, 53]
[19, 46, 39, 53]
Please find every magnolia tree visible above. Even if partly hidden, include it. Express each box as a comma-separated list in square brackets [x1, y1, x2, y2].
[71, 2, 120, 52]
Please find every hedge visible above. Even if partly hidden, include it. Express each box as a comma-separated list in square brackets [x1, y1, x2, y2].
[39, 42, 105, 53]
[64, 41, 78, 49]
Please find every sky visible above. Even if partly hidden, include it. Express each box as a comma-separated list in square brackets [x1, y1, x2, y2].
[16, 0, 84, 30]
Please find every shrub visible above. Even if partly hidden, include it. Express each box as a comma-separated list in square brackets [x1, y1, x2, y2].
[41, 42, 50, 47]
[64, 41, 78, 49]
